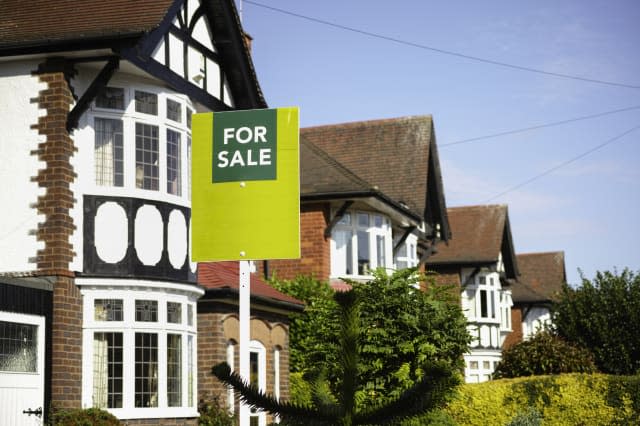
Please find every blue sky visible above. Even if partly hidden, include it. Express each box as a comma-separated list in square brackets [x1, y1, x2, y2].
[238, 0, 640, 285]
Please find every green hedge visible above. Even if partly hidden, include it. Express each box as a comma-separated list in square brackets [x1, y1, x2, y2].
[445, 374, 640, 425]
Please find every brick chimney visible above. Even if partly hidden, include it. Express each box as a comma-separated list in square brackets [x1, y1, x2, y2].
[243, 31, 253, 53]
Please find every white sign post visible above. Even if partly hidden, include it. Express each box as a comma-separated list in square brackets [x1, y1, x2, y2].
[239, 260, 251, 426]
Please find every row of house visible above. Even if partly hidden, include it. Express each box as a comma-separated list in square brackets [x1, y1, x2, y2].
[0, 1, 565, 425]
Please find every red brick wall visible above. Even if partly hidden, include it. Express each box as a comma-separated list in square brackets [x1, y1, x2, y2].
[503, 306, 523, 349]
[264, 203, 331, 281]
[198, 311, 229, 401]
[31, 61, 77, 277]
[50, 276, 82, 408]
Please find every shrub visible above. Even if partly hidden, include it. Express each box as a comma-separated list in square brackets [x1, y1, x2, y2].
[445, 373, 640, 425]
[553, 268, 640, 375]
[506, 408, 542, 426]
[198, 394, 236, 426]
[494, 330, 596, 378]
[48, 407, 120, 426]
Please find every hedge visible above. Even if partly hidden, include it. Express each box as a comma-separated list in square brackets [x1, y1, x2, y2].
[445, 373, 640, 425]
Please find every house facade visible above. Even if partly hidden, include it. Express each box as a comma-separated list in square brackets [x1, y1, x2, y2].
[503, 251, 566, 348]
[0, 1, 269, 424]
[264, 116, 451, 286]
[425, 205, 518, 383]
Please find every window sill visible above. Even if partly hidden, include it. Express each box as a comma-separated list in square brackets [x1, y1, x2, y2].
[106, 407, 199, 420]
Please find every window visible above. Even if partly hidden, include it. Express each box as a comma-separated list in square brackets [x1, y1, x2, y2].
[135, 123, 159, 190]
[249, 341, 266, 426]
[466, 273, 501, 321]
[92, 85, 192, 199]
[167, 129, 182, 195]
[0, 321, 37, 372]
[331, 211, 392, 277]
[394, 234, 418, 270]
[94, 299, 123, 321]
[135, 91, 158, 115]
[167, 334, 182, 407]
[93, 332, 123, 408]
[167, 99, 182, 122]
[96, 87, 125, 110]
[94, 118, 123, 186]
[226, 341, 235, 413]
[135, 332, 158, 407]
[83, 288, 199, 419]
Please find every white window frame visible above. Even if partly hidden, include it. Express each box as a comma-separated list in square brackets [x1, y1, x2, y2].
[330, 210, 393, 278]
[393, 233, 418, 270]
[249, 340, 266, 426]
[465, 272, 502, 324]
[80, 281, 201, 420]
[89, 83, 193, 203]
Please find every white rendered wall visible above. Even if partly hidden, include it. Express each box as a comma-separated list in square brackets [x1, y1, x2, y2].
[0, 60, 46, 273]
[522, 307, 551, 340]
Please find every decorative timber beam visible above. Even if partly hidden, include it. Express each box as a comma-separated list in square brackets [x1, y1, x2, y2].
[324, 201, 354, 239]
[66, 56, 119, 132]
[392, 226, 417, 256]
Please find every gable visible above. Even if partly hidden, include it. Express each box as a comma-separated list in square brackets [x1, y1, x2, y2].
[427, 204, 518, 279]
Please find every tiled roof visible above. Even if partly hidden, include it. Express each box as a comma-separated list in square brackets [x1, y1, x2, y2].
[513, 252, 565, 303]
[0, 0, 172, 47]
[300, 116, 439, 221]
[426, 205, 509, 265]
[197, 262, 304, 308]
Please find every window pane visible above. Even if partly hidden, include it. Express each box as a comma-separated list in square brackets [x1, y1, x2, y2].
[374, 215, 383, 227]
[491, 291, 496, 319]
[135, 333, 158, 407]
[479, 275, 486, 285]
[187, 304, 194, 326]
[187, 109, 193, 128]
[357, 230, 369, 275]
[188, 335, 195, 407]
[376, 234, 386, 269]
[167, 302, 182, 324]
[187, 137, 192, 200]
[480, 290, 488, 318]
[93, 332, 123, 408]
[167, 334, 182, 407]
[95, 118, 123, 187]
[0, 321, 37, 372]
[337, 213, 350, 225]
[333, 229, 353, 275]
[135, 300, 158, 322]
[94, 299, 123, 321]
[135, 91, 158, 115]
[135, 123, 159, 190]
[167, 99, 182, 122]
[357, 213, 369, 228]
[167, 129, 182, 196]
[95, 87, 124, 110]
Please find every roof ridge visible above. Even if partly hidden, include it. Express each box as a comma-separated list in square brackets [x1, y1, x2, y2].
[301, 114, 433, 131]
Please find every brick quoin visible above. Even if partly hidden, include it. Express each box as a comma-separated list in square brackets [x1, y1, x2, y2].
[32, 61, 82, 409]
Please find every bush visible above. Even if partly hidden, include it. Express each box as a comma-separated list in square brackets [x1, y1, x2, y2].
[553, 268, 640, 375]
[198, 394, 236, 426]
[494, 330, 596, 378]
[48, 407, 120, 426]
[506, 408, 542, 426]
[445, 373, 640, 425]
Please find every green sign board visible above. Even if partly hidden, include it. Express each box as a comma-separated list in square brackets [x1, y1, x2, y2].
[192, 107, 300, 261]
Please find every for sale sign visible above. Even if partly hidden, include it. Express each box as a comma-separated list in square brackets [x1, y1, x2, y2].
[213, 108, 277, 182]
[191, 107, 300, 261]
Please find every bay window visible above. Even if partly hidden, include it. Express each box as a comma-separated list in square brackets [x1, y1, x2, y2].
[82, 286, 199, 419]
[331, 211, 392, 277]
[91, 85, 193, 200]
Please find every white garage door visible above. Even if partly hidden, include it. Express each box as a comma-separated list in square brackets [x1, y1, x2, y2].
[0, 312, 45, 426]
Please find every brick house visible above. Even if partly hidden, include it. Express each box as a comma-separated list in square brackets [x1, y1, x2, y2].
[503, 251, 566, 348]
[425, 205, 519, 383]
[0, 1, 294, 424]
[264, 115, 451, 287]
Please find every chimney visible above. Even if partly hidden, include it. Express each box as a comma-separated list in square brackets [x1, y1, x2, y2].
[243, 31, 253, 53]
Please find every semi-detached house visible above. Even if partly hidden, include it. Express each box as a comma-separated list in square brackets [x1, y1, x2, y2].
[0, 1, 301, 425]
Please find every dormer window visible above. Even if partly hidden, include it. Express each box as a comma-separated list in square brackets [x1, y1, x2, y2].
[331, 211, 392, 278]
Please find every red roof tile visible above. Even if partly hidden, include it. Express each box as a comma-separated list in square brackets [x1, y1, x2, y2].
[198, 262, 303, 307]
[514, 252, 565, 302]
[427, 205, 508, 264]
